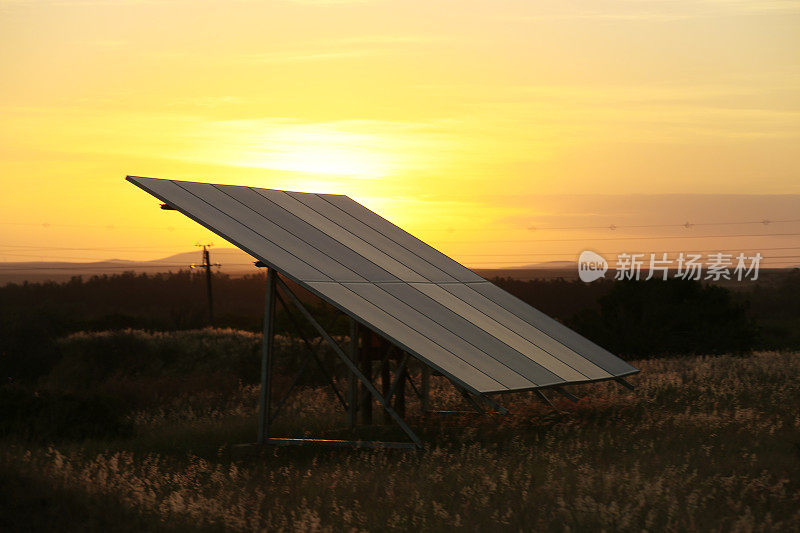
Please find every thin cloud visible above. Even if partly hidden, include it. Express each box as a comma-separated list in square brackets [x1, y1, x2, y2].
[503, 0, 800, 22]
[237, 49, 376, 64]
[236, 34, 446, 64]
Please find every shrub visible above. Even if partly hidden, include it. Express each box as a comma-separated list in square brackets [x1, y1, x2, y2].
[0, 385, 132, 442]
[568, 278, 757, 357]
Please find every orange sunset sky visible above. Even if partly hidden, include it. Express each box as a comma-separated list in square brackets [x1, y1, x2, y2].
[1, 0, 799, 269]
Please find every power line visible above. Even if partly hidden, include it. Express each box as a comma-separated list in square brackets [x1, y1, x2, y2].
[0, 264, 191, 271]
[0, 262, 259, 270]
[455, 246, 800, 257]
[437, 232, 800, 244]
[0, 244, 191, 252]
[0, 251, 173, 261]
[525, 218, 800, 231]
[6, 238, 800, 257]
[4, 245, 800, 265]
[468, 259, 800, 266]
[0, 221, 186, 231]
[5, 217, 800, 232]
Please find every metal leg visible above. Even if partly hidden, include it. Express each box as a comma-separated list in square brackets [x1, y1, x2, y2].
[359, 331, 373, 425]
[441, 374, 508, 415]
[615, 377, 635, 390]
[421, 366, 430, 414]
[257, 268, 277, 444]
[476, 393, 509, 415]
[554, 386, 580, 403]
[383, 352, 409, 405]
[275, 290, 348, 410]
[277, 277, 423, 448]
[269, 352, 314, 424]
[455, 386, 485, 413]
[381, 347, 391, 424]
[348, 319, 358, 428]
[534, 389, 557, 409]
[406, 371, 424, 401]
[396, 354, 407, 419]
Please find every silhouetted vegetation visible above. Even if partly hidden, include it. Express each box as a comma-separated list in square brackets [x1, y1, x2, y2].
[0, 271, 347, 385]
[3, 269, 800, 385]
[565, 278, 757, 357]
[0, 385, 132, 442]
[1, 351, 798, 530]
[1, 270, 799, 529]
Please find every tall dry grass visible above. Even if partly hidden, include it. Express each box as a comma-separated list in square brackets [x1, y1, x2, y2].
[2, 351, 799, 531]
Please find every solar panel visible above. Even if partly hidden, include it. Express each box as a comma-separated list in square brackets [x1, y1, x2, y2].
[128, 176, 639, 394]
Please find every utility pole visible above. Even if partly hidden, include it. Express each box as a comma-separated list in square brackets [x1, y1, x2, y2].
[190, 243, 220, 325]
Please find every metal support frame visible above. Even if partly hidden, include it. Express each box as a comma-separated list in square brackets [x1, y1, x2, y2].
[615, 377, 635, 390]
[395, 353, 407, 418]
[457, 387, 485, 414]
[405, 371, 423, 401]
[257, 268, 277, 444]
[534, 389, 557, 409]
[383, 352, 409, 405]
[347, 318, 358, 428]
[269, 350, 314, 424]
[380, 345, 393, 424]
[273, 275, 423, 448]
[151, 194, 637, 454]
[420, 366, 430, 413]
[251, 267, 517, 450]
[554, 386, 580, 403]
[274, 290, 348, 409]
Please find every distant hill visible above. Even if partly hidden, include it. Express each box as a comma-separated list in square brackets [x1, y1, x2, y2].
[1, 248, 795, 285]
[0, 248, 261, 284]
[0, 247, 582, 284]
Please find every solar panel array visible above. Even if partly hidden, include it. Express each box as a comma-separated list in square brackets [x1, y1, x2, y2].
[128, 176, 638, 394]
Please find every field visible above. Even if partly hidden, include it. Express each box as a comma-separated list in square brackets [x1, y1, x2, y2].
[1, 329, 799, 532]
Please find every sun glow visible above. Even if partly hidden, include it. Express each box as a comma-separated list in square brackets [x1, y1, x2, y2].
[231, 124, 396, 179]
[2, 0, 798, 264]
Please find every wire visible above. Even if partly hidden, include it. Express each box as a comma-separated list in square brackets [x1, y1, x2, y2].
[0, 251, 165, 261]
[5, 217, 799, 232]
[524, 218, 800, 231]
[3, 245, 800, 265]
[0, 244, 194, 252]
[468, 259, 800, 266]
[454, 246, 800, 257]
[437, 232, 800, 244]
[0, 262, 261, 270]
[0, 221, 187, 231]
[3, 245, 800, 262]
[0, 264, 190, 271]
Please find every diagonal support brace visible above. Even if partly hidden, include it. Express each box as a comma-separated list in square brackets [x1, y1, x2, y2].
[457, 387, 485, 413]
[534, 389, 557, 409]
[615, 377, 635, 390]
[383, 352, 409, 405]
[270, 351, 314, 424]
[275, 289, 349, 410]
[554, 386, 580, 403]
[276, 277, 423, 448]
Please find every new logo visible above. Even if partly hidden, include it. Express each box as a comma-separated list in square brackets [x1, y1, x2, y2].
[578, 250, 608, 282]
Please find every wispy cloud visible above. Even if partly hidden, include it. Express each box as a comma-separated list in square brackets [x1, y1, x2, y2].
[280, 0, 377, 4]
[237, 49, 375, 64]
[236, 34, 447, 64]
[503, 0, 800, 22]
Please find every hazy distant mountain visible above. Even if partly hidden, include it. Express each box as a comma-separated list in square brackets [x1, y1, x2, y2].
[0, 248, 261, 284]
[150, 248, 260, 268]
[508, 260, 576, 270]
[1, 249, 794, 285]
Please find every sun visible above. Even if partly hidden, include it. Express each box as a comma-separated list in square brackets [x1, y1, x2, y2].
[235, 124, 394, 179]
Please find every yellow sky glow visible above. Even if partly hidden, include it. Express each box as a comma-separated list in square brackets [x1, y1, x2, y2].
[1, 0, 799, 268]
